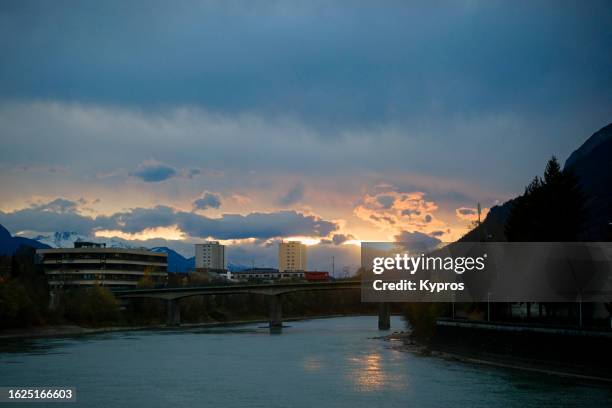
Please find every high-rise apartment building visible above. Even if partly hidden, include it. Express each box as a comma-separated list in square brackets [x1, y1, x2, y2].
[195, 241, 225, 271]
[278, 241, 307, 272]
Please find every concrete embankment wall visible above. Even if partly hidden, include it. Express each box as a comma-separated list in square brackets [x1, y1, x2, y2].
[431, 319, 612, 378]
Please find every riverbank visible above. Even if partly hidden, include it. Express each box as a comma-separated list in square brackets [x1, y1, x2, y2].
[0, 313, 381, 340]
[380, 322, 612, 384]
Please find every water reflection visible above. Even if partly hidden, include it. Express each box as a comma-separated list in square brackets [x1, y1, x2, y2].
[352, 353, 384, 391]
[302, 356, 324, 372]
[347, 351, 406, 392]
[0, 316, 609, 408]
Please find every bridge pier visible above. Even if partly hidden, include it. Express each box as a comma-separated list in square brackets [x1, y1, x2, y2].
[269, 294, 283, 328]
[167, 298, 181, 326]
[378, 302, 390, 330]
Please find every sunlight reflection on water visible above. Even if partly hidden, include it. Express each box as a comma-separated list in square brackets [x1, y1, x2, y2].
[0, 316, 610, 408]
[347, 351, 406, 392]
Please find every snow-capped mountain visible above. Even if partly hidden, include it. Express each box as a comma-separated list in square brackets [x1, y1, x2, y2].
[31, 231, 87, 248]
[2, 225, 198, 273]
[28, 231, 135, 249]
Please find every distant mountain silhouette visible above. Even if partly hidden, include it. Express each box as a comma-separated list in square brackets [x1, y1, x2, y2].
[462, 123, 612, 242]
[227, 262, 251, 272]
[149, 248, 248, 273]
[0, 225, 197, 273]
[150, 247, 195, 273]
[564, 123, 612, 240]
[565, 123, 612, 170]
[0, 224, 50, 255]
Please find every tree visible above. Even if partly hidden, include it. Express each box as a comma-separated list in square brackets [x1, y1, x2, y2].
[137, 266, 155, 288]
[402, 303, 445, 339]
[62, 286, 120, 326]
[505, 156, 586, 241]
[0, 246, 51, 328]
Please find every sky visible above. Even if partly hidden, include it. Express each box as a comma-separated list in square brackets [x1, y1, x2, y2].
[0, 0, 611, 270]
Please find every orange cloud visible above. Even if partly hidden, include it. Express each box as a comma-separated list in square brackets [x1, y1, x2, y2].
[231, 194, 252, 205]
[353, 189, 451, 240]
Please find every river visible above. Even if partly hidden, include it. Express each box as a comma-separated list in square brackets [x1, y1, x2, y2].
[0, 316, 610, 407]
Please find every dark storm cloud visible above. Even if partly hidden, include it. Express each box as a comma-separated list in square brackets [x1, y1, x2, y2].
[0, 199, 338, 240]
[0, 202, 105, 234]
[401, 209, 421, 216]
[104, 205, 339, 239]
[457, 208, 476, 216]
[0, 1, 610, 128]
[331, 233, 353, 245]
[173, 210, 337, 239]
[193, 191, 222, 210]
[376, 195, 395, 209]
[131, 159, 177, 182]
[0, 1, 610, 196]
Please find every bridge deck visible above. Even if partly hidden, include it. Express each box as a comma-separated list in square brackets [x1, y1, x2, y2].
[113, 280, 361, 300]
[111, 280, 390, 329]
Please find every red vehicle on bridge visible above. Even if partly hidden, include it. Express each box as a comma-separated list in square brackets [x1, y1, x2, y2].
[304, 271, 330, 282]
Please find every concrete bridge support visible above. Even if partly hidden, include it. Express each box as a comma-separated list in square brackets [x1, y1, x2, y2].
[378, 302, 390, 330]
[48, 290, 59, 310]
[269, 294, 283, 328]
[167, 298, 181, 326]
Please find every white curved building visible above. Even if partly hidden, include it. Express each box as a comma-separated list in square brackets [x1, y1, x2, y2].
[37, 242, 168, 288]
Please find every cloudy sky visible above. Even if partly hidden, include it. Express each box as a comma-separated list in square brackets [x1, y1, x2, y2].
[0, 1, 611, 269]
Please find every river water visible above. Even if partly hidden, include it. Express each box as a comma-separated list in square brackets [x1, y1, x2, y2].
[0, 316, 610, 407]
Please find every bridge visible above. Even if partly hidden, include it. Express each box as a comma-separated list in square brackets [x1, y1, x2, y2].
[113, 281, 391, 329]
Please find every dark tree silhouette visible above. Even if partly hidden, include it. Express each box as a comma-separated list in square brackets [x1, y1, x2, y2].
[505, 156, 586, 241]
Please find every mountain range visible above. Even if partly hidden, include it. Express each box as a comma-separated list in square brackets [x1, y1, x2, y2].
[150, 247, 195, 273]
[564, 123, 612, 240]
[0, 224, 50, 255]
[0, 227, 251, 273]
[31, 231, 134, 250]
